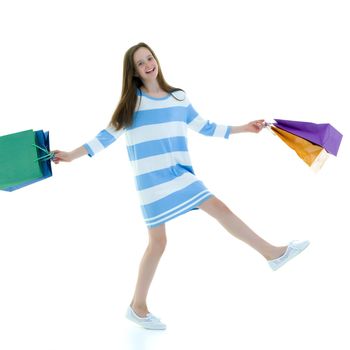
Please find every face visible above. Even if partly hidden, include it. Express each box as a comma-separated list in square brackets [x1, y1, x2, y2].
[133, 47, 158, 82]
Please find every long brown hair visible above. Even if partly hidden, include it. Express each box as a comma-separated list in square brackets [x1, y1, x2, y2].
[109, 42, 183, 130]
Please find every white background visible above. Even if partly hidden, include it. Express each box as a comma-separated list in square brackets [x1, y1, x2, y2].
[1, 1, 349, 349]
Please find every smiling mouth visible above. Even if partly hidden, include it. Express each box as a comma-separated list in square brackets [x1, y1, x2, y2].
[146, 67, 156, 74]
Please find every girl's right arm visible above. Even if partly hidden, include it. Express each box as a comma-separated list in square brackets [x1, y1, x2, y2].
[53, 126, 125, 164]
[53, 145, 88, 164]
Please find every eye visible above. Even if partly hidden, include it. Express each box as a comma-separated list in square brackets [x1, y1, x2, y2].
[148, 56, 154, 61]
[138, 62, 144, 67]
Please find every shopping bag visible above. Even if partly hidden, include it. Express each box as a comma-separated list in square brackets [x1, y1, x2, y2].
[267, 119, 342, 172]
[273, 119, 343, 156]
[0, 129, 54, 191]
[270, 125, 329, 171]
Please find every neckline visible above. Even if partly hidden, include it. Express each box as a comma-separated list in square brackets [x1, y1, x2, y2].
[139, 89, 171, 101]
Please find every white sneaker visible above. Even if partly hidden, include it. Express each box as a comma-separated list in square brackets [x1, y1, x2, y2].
[126, 306, 167, 330]
[268, 240, 310, 271]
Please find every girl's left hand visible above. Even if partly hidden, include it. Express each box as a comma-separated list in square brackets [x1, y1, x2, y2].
[245, 119, 265, 133]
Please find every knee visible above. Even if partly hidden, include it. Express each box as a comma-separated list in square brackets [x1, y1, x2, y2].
[149, 233, 167, 254]
[210, 197, 232, 216]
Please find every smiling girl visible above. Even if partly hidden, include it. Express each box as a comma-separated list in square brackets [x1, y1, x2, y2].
[53, 42, 309, 330]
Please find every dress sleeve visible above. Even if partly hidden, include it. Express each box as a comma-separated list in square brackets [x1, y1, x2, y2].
[83, 126, 125, 157]
[185, 96, 231, 139]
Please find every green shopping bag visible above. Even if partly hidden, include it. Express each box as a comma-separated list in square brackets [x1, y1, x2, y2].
[0, 129, 53, 190]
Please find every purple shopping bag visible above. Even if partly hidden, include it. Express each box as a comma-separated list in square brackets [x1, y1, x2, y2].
[273, 119, 343, 156]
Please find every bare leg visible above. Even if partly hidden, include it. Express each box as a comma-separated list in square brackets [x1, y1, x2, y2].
[130, 224, 167, 317]
[198, 196, 287, 260]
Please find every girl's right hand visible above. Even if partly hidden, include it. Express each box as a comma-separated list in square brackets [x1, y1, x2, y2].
[52, 150, 73, 164]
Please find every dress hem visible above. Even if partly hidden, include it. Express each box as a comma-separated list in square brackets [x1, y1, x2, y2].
[146, 193, 214, 229]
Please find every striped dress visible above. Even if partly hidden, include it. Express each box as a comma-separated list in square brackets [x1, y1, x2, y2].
[83, 89, 231, 228]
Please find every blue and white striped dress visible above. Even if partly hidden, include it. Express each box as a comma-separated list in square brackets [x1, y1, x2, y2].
[83, 90, 231, 228]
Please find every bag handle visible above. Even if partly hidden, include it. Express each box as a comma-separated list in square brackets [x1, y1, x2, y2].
[32, 144, 55, 162]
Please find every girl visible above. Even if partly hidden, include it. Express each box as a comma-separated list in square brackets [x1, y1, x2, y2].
[53, 42, 309, 330]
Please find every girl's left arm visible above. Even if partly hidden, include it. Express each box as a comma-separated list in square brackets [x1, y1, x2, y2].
[230, 120, 265, 134]
[185, 94, 264, 139]
[186, 103, 231, 139]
